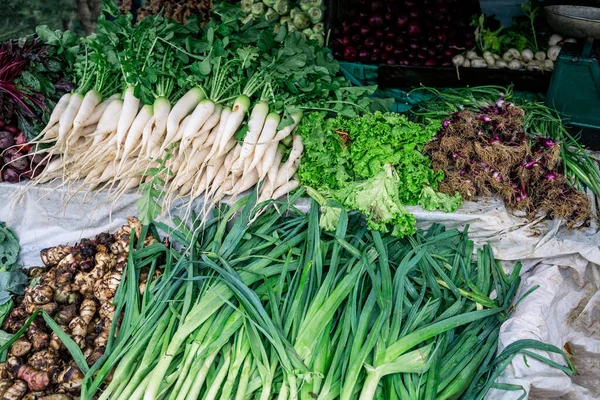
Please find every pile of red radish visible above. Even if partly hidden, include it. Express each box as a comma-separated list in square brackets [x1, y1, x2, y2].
[0, 121, 44, 183]
[329, 0, 479, 66]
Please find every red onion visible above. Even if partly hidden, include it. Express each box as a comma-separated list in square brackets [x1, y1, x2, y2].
[358, 50, 371, 63]
[364, 37, 377, 48]
[384, 43, 394, 53]
[396, 14, 409, 29]
[408, 22, 422, 37]
[425, 59, 436, 66]
[344, 46, 357, 62]
[443, 120, 450, 127]
[360, 26, 371, 36]
[545, 171, 557, 180]
[369, 14, 384, 27]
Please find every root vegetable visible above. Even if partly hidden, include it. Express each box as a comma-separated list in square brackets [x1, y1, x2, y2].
[495, 60, 508, 69]
[57, 366, 83, 393]
[534, 51, 546, 61]
[461, 59, 471, 68]
[54, 305, 77, 326]
[40, 246, 72, 267]
[482, 51, 495, 66]
[1, 379, 27, 400]
[521, 49, 534, 62]
[27, 350, 59, 373]
[9, 340, 31, 358]
[452, 55, 464, 66]
[547, 46, 561, 61]
[543, 59, 554, 70]
[470, 59, 487, 68]
[508, 60, 522, 70]
[40, 396, 73, 400]
[465, 50, 478, 60]
[16, 366, 49, 392]
[548, 34, 563, 46]
[0, 380, 12, 395]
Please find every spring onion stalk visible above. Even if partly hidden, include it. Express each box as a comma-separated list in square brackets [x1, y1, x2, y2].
[62, 194, 578, 400]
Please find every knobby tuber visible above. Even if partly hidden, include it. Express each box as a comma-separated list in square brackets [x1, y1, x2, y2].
[0, 217, 161, 399]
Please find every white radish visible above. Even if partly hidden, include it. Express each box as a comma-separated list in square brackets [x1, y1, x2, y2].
[37, 93, 71, 139]
[547, 46, 561, 62]
[147, 96, 172, 158]
[274, 135, 303, 188]
[179, 99, 215, 152]
[71, 90, 103, 135]
[548, 34, 563, 46]
[225, 169, 258, 195]
[163, 87, 205, 150]
[271, 180, 299, 200]
[206, 163, 228, 198]
[260, 143, 283, 181]
[461, 59, 471, 68]
[215, 95, 251, 157]
[57, 93, 84, 144]
[232, 101, 270, 174]
[92, 99, 123, 146]
[466, 51, 479, 60]
[81, 124, 97, 136]
[84, 94, 121, 127]
[495, 60, 508, 69]
[527, 61, 542, 71]
[205, 106, 232, 160]
[483, 51, 495, 66]
[470, 59, 487, 68]
[119, 104, 154, 171]
[246, 112, 281, 174]
[273, 113, 302, 142]
[521, 49, 534, 62]
[267, 148, 284, 184]
[543, 59, 554, 70]
[508, 60, 522, 70]
[225, 145, 242, 173]
[534, 51, 546, 61]
[190, 105, 224, 155]
[452, 55, 464, 66]
[115, 86, 140, 155]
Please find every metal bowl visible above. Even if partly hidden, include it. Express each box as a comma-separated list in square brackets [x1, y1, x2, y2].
[545, 5, 600, 39]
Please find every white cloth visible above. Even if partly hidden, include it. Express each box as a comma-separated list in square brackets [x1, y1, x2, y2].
[1, 181, 599, 399]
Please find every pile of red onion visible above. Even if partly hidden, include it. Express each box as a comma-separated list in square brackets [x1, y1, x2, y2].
[0, 121, 44, 183]
[329, 0, 479, 66]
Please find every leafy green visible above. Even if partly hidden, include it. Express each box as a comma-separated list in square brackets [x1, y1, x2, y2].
[336, 164, 416, 237]
[297, 113, 352, 190]
[297, 111, 456, 237]
[0, 223, 19, 270]
[418, 186, 462, 213]
[346, 112, 443, 203]
[0, 223, 26, 307]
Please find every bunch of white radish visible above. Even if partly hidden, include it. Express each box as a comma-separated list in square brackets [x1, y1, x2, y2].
[25, 84, 304, 216]
[452, 34, 574, 72]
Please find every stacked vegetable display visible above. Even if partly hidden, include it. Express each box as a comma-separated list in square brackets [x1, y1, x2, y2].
[297, 111, 461, 237]
[20, 1, 373, 223]
[240, 0, 326, 46]
[0, 217, 158, 399]
[425, 100, 591, 226]
[329, 0, 479, 66]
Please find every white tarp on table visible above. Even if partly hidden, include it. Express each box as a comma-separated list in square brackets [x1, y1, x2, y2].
[1, 181, 599, 399]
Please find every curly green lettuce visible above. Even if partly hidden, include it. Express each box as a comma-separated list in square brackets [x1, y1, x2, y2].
[336, 164, 416, 237]
[297, 113, 353, 190]
[418, 186, 462, 213]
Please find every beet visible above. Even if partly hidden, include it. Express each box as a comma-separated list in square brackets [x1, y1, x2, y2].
[374, 30, 384, 40]
[383, 43, 394, 53]
[3, 168, 20, 183]
[425, 59, 437, 66]
[0, 131, 15, 150]
[5, 125, 19, 134]
[360, 26, 370, 36]
[370, 53, 381, 63]
[369, 14, 384, 27]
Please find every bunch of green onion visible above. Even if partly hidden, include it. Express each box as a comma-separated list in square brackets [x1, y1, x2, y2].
[6, 190, 574, 400]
